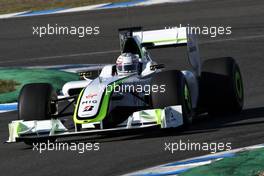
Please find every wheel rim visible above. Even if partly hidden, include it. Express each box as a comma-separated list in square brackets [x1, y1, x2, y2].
[235, 71, 243, 100]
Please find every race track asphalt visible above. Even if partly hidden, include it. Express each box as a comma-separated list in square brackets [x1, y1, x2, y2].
[1, 0, 264, 175]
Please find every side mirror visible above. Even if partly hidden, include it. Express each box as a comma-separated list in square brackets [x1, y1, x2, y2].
[150, 64, 165, 71]
[78, 70, 101, 80]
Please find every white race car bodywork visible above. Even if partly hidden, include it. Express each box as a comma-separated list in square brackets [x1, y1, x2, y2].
[7, 27, 202, 143]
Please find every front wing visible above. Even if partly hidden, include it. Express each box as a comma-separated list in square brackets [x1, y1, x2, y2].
[7, 105, 183, 144]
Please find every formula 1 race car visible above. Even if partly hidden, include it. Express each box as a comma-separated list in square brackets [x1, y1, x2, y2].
[7, 27, 244, 144]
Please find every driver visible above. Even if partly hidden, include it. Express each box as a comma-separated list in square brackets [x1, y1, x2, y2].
[116, 53, 140, 75]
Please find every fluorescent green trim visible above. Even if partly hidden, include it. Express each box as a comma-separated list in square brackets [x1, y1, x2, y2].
[235, 71, 243, 100]
[184, 85, 192, 111]
[138, 109, 163, 125]
[8, 121, 27, 142]
[73, 79, 126, 124]
[15, 122, 19, 135]
[8, 122, 19, 142]
[88, 80, 121, 123]
[155, 109, 162, 125]
[16, 121, 29, 134]
[143, 38, 187, 44]
[139, 111, 154, 120]
[73, 89, 85, 124]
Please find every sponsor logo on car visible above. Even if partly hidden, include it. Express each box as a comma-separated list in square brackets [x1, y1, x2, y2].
[83, 106, 94, 112]
[86, 93, 97, 99]
[82, 100, 98, 105]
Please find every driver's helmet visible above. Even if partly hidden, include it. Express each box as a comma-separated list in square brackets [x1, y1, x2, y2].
[116, 53, 140, 75]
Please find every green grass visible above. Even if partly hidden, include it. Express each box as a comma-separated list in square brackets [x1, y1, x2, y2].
[0, 0, 128, 14]
[180, 148, 264, 176]
[0, 80, 20, 94]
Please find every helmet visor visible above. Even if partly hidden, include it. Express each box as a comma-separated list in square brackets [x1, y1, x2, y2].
[117, 64, 138, 73]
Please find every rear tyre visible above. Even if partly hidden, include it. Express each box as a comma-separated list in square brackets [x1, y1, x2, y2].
[151, 70, 193, 126]
[199, 57, 244, 114]
[19, 83, 57, 121]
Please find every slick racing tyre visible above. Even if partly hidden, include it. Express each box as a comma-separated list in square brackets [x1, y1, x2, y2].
[18, 83, 58, 121]
[199, 57, 244, 114]
[103, 107, 137, 129]
[151, 70, 193, 126]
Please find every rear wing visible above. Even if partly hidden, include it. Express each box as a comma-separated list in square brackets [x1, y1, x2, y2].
[119, 27, 202, 76]
[134, 28, 188, 48]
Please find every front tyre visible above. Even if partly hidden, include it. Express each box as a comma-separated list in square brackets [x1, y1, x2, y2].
[18, 83, 58, 121]
[151, 70, 193, 126]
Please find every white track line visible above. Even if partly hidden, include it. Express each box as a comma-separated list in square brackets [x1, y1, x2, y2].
[0, 0, 193, 19]
[125, 144, 264, 175]
[137, 0, 192, 6]
[54, 3, 109, 14]
[0, 11, 30, 19]
[0, 50, 120, 64]
[200, 34, 264, 44]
